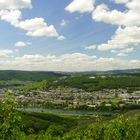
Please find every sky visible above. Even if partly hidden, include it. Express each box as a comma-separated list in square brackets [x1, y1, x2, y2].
[0, 0, 140, 72]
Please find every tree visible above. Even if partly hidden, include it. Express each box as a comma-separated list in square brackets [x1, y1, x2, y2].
[40, 80, 48, 91]
[46, 125, 64, 137]
[0, 92, 22, 139]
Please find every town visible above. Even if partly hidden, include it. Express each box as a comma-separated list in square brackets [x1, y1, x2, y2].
[9, 87, 140, 111]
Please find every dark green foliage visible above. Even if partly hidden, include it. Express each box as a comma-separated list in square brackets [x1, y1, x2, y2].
[21, 112, 77, 133]
[46, 125, 64, 137]
[0, 80, 28, 88]
[17, 80, 48, 91]
[62, 115, 140, 140]
[50, 75, 140, 91]
[17, 75, 140, 92]
[95, 101, 119, 111]
[0, 70, 64, 81]
[10, 110, 140, 140]
[0, 93, 22, 139]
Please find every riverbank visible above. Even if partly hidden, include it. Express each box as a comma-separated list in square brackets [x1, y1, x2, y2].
[19, 107, 119, 117]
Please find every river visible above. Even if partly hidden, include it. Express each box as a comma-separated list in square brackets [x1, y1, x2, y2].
[19, 108, 117, 116]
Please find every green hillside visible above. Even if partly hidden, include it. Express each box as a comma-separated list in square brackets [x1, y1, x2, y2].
[49, 75, 140, 91]
[0, 70, 65, 81]
[0, 69, 140, 81]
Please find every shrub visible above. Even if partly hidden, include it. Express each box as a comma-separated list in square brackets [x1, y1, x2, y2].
[0, 92, 22, 139]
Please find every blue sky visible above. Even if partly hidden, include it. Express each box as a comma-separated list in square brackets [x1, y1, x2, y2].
[0, 0, 140, 71]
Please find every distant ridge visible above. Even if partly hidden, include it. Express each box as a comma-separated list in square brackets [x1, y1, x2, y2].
[67, 69, 140, 75]
[0, 69, 140, 81]
[99, 69, 140, 75]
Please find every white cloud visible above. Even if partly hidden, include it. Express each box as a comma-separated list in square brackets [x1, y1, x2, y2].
[66, 0, 140, 55]
[61, 53, 97, 61]
[111, 50, 118, 54]
[0, 53, 140, 71]
[0, 10, 21, 25]
[0, 0, 32, 10]
[92, 4, 126, 26]
[111, 47, 134, 57]
[0, 1, 63, 39]
[92, 0, 140, 26]
[0, 12, 62, 38]
[60, 19, 69, 26]
[57, 35, 65, 41]
[117, 53, 126, 57]
[0, 0, 139, 72]
[17, 17, 59, 37]
[15, 41, 31, 48]
[85, 45, 97, 50]
[0, 49, 13, 57]
[114, 0, 129, 4]
[65, 0, 95, 13]
[97, 26, 140, 51]
[121, 47, 134, 53]
[88, 0, 140, 55]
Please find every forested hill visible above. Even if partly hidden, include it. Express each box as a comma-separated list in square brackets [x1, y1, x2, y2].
[105, 69, 140, 74]
[69, 69, 140, 75]
[0, 70, 65, 81]
[0, 69, 140, 81]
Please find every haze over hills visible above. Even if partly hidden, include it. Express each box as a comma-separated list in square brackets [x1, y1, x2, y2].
[67, 69, 140, 75]
[0, 69, 140, 81]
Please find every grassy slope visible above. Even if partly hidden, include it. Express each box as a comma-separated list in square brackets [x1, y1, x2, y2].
[20, 112, 79, 133]
[20, 109, 140, 134]
[123, 110, 140, 118]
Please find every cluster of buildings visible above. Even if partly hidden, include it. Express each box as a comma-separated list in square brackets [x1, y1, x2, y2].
[10, 87, 140, 109]
[0, 86, 139, 110]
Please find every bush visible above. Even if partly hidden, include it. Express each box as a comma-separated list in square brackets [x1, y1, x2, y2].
[0, 92, 22, 139]
[46, 125, 64, 137]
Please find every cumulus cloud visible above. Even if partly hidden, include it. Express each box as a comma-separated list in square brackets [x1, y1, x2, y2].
[87, 26, 140, 56]
[116, 47, 134, 57]
[0, 10, 21, 25]
[121, 47, 134, 53]
[15, 41, 31, 48]
[83, 0, 140, 55]
[0, 0, 140, 71]
[85, 45, 97, 50]
[66, 0, 140, 55]
[97, 26, 140, 51]
[0, 53, 140, 71]
[1, 15, 61, 38]
[0, 0, 32, 10]
[0, 49, 13, 57]
[0, 1, 63, 39]
[17, 17, 59, 37]
[111, 47, 134, 57]
[92, 0, 140, 26]
[114, 0, 129, 4]
[65, 0, 95, 13]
